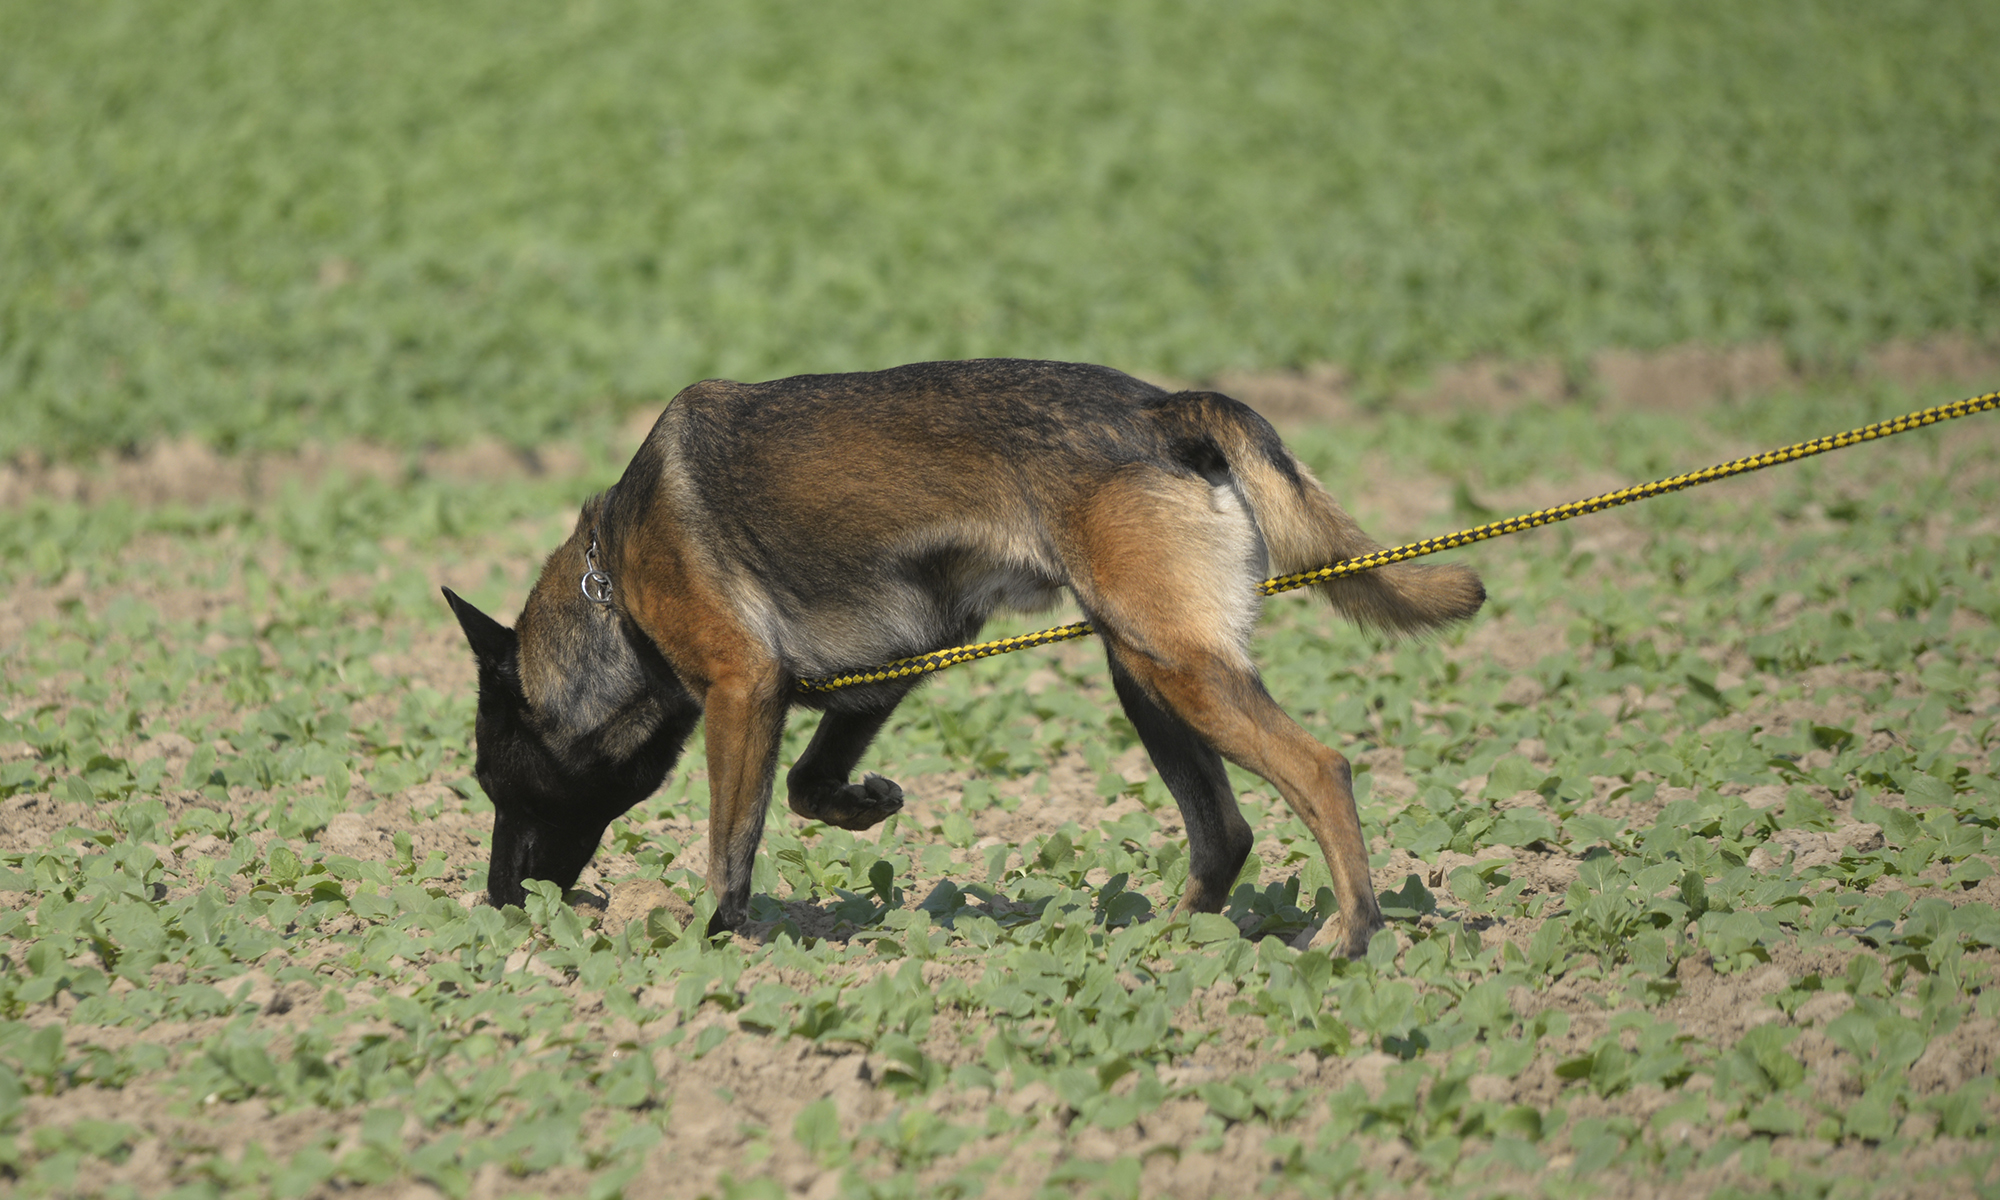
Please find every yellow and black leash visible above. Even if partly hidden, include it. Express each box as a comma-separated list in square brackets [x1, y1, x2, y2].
[797, 388, 2000, 694]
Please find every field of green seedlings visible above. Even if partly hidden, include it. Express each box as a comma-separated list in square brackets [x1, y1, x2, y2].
[5, 0, 1999, 457]
[4, 383, 2000, 1198]
[7, 1, 2000, 1196]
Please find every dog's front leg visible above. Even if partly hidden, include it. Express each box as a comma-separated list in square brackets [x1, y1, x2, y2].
[787, 699, 909, 830]
[700, 672, 789, 937]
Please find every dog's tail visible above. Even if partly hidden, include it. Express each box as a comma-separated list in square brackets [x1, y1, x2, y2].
[1155, 392, 1485, 635]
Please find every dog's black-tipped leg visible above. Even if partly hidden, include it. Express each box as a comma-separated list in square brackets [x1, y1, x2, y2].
[793, 771, 905, 830]
[786, 704, 908, 830]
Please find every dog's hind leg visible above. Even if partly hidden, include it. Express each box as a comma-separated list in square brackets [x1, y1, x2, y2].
[786, 690, 914, 831]
[1104, 638, 1385, 957]
[1068, 470, 1386, 957]
[1106, 659, 1253, 914]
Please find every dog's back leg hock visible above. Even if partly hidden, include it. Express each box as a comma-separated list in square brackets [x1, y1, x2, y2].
[700, 669, 790, 936]
[1108, 643, 1384, 957]
[1106, 656, 1252, 915]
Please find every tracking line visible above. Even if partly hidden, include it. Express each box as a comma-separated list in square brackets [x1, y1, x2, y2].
[797, 387, 2000, 694]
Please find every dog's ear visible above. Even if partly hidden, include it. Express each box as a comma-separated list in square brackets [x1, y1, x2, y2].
[442, 587, 518, 668]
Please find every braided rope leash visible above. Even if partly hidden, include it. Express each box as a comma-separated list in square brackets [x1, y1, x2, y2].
[798, 387, 2000, 694]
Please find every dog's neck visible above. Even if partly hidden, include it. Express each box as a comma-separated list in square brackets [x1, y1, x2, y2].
[514, 522, 667, 765]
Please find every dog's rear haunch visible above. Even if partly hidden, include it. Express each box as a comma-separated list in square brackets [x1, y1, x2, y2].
[443, 360, 1481, 957]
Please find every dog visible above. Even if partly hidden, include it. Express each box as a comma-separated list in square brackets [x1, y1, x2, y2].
[443, 359, 1483, 957]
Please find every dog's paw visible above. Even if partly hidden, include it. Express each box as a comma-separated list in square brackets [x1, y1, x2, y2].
[1298, 911, 1386, 960]
[704, 906, 745, 939]
[794, 772, 904, 831]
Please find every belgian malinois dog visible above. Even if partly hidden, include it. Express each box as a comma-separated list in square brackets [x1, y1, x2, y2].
[444, 359, 1482, 956]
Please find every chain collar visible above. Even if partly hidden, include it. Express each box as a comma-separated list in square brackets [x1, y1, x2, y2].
[580, 531, 613, 605]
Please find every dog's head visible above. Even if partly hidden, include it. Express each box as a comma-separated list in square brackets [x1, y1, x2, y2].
[441, 584, 694, 907]
[441, 586, 552, 811]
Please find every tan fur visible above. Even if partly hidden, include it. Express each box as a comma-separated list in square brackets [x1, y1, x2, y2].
[1063, 470, 1266, 668]
[1214, 426, 1486, 633]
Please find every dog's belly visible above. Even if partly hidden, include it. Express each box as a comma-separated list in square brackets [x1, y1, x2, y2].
[735, 526, 1070, 677]
[971, 563, 1066, 616]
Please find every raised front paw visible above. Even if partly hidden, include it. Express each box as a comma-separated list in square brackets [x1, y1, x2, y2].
[791, 772, 905, 830]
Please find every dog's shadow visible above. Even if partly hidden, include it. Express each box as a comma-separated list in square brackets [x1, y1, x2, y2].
[730, 887, 1044, 948]
[579, 874, 1345, 953]
[655, 886, 1328, 953]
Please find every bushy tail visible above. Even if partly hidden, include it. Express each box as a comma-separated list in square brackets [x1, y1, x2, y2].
[1156, 392, 1485, 635]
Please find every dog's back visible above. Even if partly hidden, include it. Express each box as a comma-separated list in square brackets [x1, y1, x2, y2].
[613, 359, 1480, 679]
